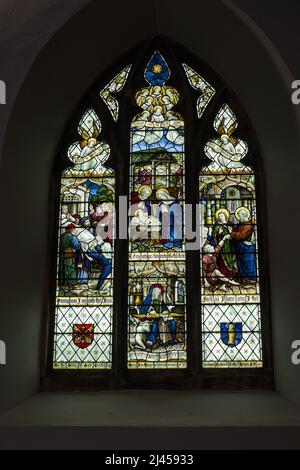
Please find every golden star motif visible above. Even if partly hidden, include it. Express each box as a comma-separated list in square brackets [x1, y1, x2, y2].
[152, 64, 162, 74]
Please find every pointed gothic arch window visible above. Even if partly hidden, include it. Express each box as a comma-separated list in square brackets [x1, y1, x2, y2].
[44, 38, 273, 389]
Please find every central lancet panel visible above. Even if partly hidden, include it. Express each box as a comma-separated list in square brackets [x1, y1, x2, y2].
[127, 51, 187, 369]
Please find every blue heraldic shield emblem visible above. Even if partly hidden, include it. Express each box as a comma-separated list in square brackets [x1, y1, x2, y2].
[220, 322, 243, 348]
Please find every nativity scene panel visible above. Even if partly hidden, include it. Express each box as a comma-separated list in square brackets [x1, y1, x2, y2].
[128, 51, 187, 369]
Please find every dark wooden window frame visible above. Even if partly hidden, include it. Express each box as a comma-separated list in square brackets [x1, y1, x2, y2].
[41, 35, 274, 391]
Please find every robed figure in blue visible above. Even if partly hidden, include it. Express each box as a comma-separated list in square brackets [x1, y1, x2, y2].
[86, 239, 112, 290]
[156, 188, 182, 249]
[139, 284, 177, 349]
[230, 207, 256, 283]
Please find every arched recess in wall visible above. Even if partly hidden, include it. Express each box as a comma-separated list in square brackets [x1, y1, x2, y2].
[43, 36, 273, 390]
[2, 0, 300, 414]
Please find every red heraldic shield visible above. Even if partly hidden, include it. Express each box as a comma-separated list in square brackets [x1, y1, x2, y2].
[72, 324, 94, 349]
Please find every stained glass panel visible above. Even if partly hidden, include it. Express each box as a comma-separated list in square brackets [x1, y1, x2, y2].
[53, 108, 115, 369]
[128, 51, 187, 369]
[100, 65, 131, 121]
[182, 63, 215, 118]
[199, 104, 263, 368]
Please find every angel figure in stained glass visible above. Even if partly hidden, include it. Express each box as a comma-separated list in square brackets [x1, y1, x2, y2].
[66, 109, 112, 176]
[129, 315, 152, 350]
[203, 104, 251, 173]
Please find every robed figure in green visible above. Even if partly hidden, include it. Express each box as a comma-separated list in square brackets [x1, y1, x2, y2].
[211, 208, 237, 278]
[58, 224, 81, 289]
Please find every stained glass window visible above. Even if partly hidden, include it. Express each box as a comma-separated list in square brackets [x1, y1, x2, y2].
[182, 63, 215, 118]
[47, 40, 271, 386]
[100, 65, 131, 121]
[53, 108, 115, 369]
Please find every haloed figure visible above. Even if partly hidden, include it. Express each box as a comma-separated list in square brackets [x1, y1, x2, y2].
[230, 207, 256, 283]
[211, 208, 237, 278]
[139, 284, 178, 349]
